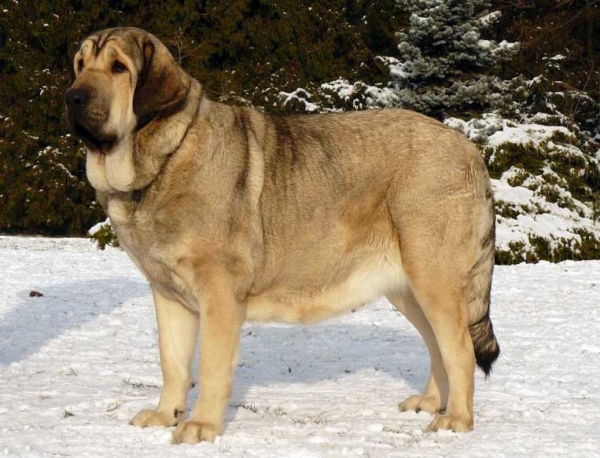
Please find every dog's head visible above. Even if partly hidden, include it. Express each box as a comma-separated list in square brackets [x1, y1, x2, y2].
[66, 27, 190, 154]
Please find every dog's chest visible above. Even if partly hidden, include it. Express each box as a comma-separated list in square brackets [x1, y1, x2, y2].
[106, 195, 192, 299]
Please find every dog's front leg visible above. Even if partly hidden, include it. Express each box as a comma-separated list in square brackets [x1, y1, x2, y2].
[172, 277, 246, 444]
[130, 287, 199, 428]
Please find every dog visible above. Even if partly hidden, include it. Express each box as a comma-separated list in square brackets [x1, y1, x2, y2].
[65, 27, 499, 444]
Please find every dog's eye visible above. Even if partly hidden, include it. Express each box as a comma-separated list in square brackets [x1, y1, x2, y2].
[112, 61, 128, 74]
[77, 59, 84, 73]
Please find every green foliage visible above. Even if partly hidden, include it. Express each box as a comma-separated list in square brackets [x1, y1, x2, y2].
[87, 222, 120, 250]
[495, 199, 524, 219]
[2, 0, 600, 267]
[0, 0, 401, 236]
[385, 0, 526, 119]
[484, 142, 545, 180]
[496, 230, 600, 265]
[492, 0, 600, 127]
[486, 136, 600, 208]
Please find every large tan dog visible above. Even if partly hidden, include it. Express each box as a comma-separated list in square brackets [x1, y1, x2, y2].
[65, 27, 500, 444]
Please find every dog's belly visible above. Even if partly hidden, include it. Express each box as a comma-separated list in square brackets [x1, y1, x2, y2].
[245, 256, 408, 323]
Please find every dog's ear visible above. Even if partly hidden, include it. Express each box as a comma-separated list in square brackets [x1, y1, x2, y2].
[133, 39, 190, 127]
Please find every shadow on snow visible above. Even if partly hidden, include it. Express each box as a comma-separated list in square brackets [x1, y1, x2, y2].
[1, 277, 428, 420]
[0, 278, 148, 366]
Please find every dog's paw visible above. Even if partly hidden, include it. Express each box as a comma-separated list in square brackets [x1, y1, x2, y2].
[172, 420, 220, 444]
[398, 394, 442, 414]
[426, 413, 473, 433]
[130, 408, 179, 428]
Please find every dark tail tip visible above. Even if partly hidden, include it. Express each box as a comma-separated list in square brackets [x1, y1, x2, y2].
[476, 340, 500, 377]
[470, 316, 500, 377]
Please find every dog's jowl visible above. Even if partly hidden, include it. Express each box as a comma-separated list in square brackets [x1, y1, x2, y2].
[66, 27, 500, 444]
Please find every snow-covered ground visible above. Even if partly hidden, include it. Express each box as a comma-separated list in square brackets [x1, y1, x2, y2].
[1, 237, 599, 457]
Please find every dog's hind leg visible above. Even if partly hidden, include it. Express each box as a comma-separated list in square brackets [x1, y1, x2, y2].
[387, 289, 448, 415]
[385, 158, 493, 432]
[396, 245, 476, 432]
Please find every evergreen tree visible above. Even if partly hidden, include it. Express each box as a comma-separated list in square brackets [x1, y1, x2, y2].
[282, 0, 525, 118]
[387, 0, 526, 118]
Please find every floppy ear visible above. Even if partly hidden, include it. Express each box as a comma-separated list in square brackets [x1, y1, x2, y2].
[133, 39, 190, 127]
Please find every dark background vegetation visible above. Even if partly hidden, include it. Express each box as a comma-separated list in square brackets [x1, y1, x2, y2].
[0, 0, 598, 236]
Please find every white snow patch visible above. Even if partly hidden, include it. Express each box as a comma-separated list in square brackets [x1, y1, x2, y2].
[487, 124, 571, 148]
[478, 11, 501, 27]
[1, 237, 599, 457]
[279, 88, 320, 113]
[445, 113, 572, 147]
[446, 113, 600, 258]
[320, 78, 400, 109]
[88, 218, 112, 236]
[548, 54, 567, 61]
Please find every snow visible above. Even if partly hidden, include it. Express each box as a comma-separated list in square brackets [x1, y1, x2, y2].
[478, 11, 501, 27]
[88, 218, 111, 236]
[444, 113, 573, 147]
[477, 39, 491, 50]
[492, 176, 599, 253]
[411, 14, 430, 26]
[548, 54, 567, 61]
[1, 237, 599, 457]
[278, 89, 320, 113]
[487, 124, 571, 148]
[445, 113, 600, 259]
[494, 40, 518, 52]
[320, 78, 400, 109]
[380, 57, 412, 82]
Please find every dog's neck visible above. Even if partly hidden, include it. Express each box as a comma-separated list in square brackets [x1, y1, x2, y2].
[86, 79, 203, 196]
[132, 79, 203, 185]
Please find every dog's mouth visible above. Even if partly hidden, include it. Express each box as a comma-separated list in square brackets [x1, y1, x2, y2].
[71, 121, 116, 154]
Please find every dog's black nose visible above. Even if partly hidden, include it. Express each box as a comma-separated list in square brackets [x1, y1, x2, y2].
[65, 88, 90, 108]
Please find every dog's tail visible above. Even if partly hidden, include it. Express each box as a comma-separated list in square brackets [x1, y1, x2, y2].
[469, 309, 500, 377]
[467, 199, 500, 377]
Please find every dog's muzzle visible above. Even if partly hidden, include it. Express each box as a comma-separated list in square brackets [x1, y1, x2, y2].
[65, 87, 116, 153]
[65, 87, 91, 111]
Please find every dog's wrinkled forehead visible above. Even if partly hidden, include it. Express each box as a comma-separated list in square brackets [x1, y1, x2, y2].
[77, 27, 150, 68]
